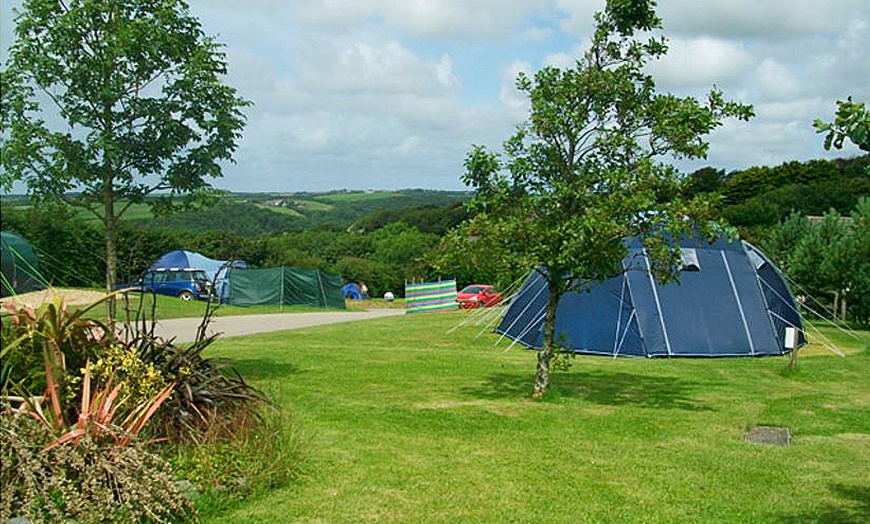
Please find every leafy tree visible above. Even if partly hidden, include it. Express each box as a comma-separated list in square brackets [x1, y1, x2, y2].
[814, 97, 870, 153]
[368, 222, 438, 268]
[760, 211, 812, 272]
[354, 203, 469, 235]
[1, 0, 249, 317]
[332, 256, 402, 298]
[789, 210, 853, 318]
[457, 0, 752, 398]
[115, 224, 181, 282]
[682, 166, 726, 198]
[430, 217, 529, 291]
[849, 197, 870, 323]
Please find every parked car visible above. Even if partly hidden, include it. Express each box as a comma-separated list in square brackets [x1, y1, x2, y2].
[117, 268, 213, 301]
[457, 284, 503, 308]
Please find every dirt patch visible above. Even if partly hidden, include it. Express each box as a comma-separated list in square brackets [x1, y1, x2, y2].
[745, 425, 791, 446]
[1, 288, 106, 310]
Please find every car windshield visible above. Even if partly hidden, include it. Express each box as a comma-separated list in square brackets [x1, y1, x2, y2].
[461, 286, 484, 294]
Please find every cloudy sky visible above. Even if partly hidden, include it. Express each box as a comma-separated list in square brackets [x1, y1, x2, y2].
[2, 0, 868, 192]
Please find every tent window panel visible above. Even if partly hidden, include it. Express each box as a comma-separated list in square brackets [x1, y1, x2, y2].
[745, 247, 767, 270]
[680, 248, 700, 272]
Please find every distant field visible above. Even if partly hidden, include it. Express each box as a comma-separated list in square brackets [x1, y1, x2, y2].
[202, 312, 869, 523]
[314, 191, 400, 203]
[291, 199, 334, 211]
[0, 199, 156, 225]
[254, 203, 303, 217]
[1, 190, 470, 234]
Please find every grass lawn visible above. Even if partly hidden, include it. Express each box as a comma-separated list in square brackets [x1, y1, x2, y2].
[202, 311, 870, 523]
[112, 293, 358, 320]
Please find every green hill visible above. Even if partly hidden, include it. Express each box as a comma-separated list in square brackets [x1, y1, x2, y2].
[135, 189, 471, 235]
[1, 189, 472, 236]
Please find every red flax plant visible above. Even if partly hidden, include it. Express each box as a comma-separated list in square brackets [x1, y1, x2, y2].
[11, 365, 174, 452]
[2, 294, 174, 447]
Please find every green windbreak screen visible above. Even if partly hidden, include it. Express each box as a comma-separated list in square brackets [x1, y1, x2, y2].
[228, 267, 346, 309]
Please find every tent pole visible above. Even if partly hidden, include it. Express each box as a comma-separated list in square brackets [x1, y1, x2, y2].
[317, 270, 327, 308]
[643, 249, 673, 356]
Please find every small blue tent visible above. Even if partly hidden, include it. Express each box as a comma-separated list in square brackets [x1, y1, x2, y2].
[150, 250, 247, 302]
[497, 238, 805, 358]
[342, 282, 361, 299]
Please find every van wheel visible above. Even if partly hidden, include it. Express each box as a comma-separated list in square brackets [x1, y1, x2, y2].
[178, 290, 195, 301]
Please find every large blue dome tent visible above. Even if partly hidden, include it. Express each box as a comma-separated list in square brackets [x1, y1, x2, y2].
[497, 237, 805, 358]
[150, 250, 247, 302]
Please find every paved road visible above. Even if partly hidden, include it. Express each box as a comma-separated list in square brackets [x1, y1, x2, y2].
[153, 309, 404, 342]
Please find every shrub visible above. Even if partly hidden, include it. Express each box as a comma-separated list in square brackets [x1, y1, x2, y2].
[130, 329, 267, 442]
[2, 292, 281, 521]
[0, 414, 194, 523]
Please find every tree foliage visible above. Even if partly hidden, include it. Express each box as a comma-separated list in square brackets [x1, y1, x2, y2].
[451, 0, 752, 397]
[679, 155, 870, 243]
[814, 96, 870, 153]
[0, 0, 249, 313]
[762, 199, 870, 324]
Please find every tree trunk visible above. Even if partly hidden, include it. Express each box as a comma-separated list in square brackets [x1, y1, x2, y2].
[104, 170, 117, 322]
[841, 292, 847, 321]
[532, 278, 561, 399]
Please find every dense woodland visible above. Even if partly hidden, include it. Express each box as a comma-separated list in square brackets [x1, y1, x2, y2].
[2, 156, 868, 320]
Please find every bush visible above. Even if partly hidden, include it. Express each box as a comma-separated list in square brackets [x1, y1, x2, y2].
[0, 414, 194, 523]
[2, 293, 275, 521]
[128, 327, 267, 442]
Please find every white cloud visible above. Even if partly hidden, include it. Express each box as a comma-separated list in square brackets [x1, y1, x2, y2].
[542, 51, 575, 69]
[292, 0, 548, 40]
[297, 40, 457, 96]
[649, 37, 752, 88]
[553, 0, 605, 36]
[3, 0, 869, 192]
[523, 26, 554, 42]
[499, 61, 532, 119]
[754, 60, 802, 101]
[657, 0, 866, 38]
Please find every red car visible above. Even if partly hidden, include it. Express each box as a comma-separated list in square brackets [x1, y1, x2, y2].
[457, 284, 503, 308]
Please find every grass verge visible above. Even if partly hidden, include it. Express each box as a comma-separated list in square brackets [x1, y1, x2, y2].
[112, 293, 359, 320]
[168, 403, 307, 520]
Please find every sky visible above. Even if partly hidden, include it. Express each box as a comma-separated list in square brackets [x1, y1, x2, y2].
[2, 0, 869, 193]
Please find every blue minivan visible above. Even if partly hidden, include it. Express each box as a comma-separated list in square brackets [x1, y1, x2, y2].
[118, 268, 213, 301]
